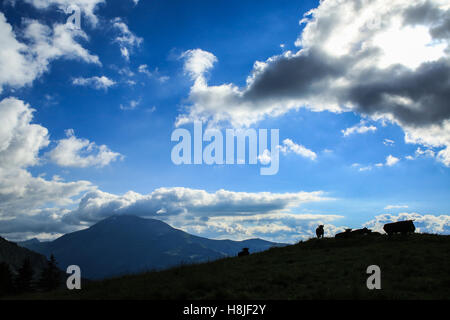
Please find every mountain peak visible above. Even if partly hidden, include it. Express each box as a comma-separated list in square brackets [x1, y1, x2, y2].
[23, 215, 283, 279]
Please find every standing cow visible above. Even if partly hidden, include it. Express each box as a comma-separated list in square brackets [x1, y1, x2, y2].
[316, 225, 324, 239]
[383, 220, 415, 236]
[238, 248, 250, 257]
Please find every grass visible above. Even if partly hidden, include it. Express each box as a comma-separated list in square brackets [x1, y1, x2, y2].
[12, 233, 450, 300]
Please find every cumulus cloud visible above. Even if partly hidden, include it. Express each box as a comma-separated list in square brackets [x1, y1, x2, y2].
[364, 212, 450, 234]
[279, 138, 317, 160]
[175, 0, 450, 166]
[47, 129, 123, 168]
[180, 213, 345, 243]
[61, 187, 330, 225]
[342, 121, 377, 137]
[386, 154, 400, 166]
[0, 98, 93, 237]
[180, 49, 218, 80]
[352, 154, 400, 171]
[72, 76, 116, 90]
[112, 17, 143, 60]
[0, 13, 100, 93]
[258, 149, 272, 165]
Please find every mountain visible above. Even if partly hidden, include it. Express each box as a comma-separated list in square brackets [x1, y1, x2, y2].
[0, 236, 49, 277]
[19, 215, 284, 279]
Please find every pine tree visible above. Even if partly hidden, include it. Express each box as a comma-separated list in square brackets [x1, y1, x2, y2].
[38, 254, 61, 291]
[0, 262, 14, 296]
[15, 257, 34, 293]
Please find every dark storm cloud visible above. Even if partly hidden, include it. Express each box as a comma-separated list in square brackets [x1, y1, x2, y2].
[403, 1, 450, 40]
[244, 49, 347, 102]
[242, 45, 450, 127]
[344, 59, 450, 127]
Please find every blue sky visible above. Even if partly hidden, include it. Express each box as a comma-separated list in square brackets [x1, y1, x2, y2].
[1, 0, 450, 242]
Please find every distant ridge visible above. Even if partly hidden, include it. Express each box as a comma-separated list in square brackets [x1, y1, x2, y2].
[19, 215, 285, 279]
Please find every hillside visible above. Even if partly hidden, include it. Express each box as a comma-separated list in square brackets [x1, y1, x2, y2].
[20, 233, 450, 300]
[0, 236, 49, 276]
[19, 215, 283, 279]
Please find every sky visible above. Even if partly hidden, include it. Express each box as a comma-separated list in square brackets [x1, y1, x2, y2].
[1, 0, 450, 243]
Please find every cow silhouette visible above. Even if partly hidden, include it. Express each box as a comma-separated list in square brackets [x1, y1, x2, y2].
[335, 228, 352, 239]
[351, 227, 372, 235]
[316, 225, 324, 239]
[383, 220, 415, 236]
[336, 227, 372, 239]
[238, 248, 249, 257]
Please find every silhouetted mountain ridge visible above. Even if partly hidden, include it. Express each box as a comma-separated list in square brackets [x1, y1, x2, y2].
[19, 215, 284, 279]
[0, 236, 49, 277]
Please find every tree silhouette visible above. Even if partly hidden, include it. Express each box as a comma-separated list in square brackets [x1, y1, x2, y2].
[0, 262, 14, 296]
[38, 254, 61, 291]
[15, 257, 34, 293]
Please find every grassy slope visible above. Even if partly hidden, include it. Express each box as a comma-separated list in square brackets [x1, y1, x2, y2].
[19, 233, 450, 300]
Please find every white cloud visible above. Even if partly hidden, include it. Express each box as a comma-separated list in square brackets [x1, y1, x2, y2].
[386, 154, 400, 166]
[353, 154, 400, 170]
[138, 64, 150, 75]
[0, 98, 93, 234]
[61, 187, 330, 225]
[415, 147, 436, 158]
[0, 13, 100, 93]
[180, 49, 218, 80]
[384, 205, 409, 210]
[0, 97, 49, 169]
[342, 121, 377, 137]
[359, 165, 373, 172]
[72, 76, 116, 90]
[258, 149, 272, 165]
[47, 129, 123, 168]
[279, 139, 317, 160]
[112, 17, 143, 60]
[383, 139, 395, 146]
[120, 99, 141, 110]
[364, 212, 450, 234]
[138, 64, 170, 82]
[403, 120, 450, 166]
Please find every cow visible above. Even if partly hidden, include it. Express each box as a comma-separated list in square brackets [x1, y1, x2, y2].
[316, 225, 324, 239]
[383, 220, 415, 236]
[335, 228, 372, 239]
[350, 227, 372, 235]
[238, 248, 250, 257]
[335, 228, 352, 239]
